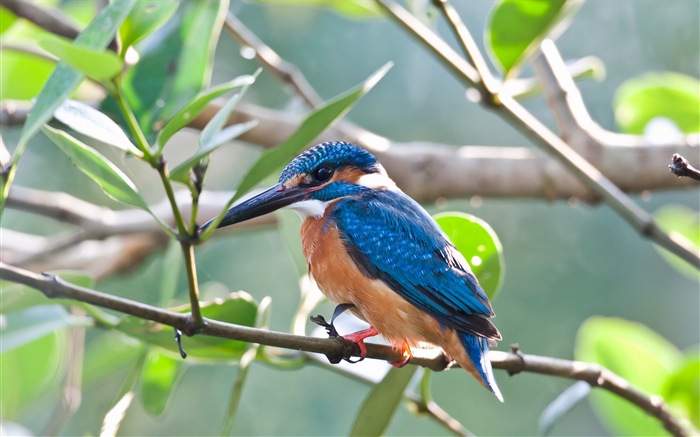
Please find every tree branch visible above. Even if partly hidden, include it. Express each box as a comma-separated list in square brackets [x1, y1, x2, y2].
[2, 186, 275, 276]
[669, 153, 700, 181]
[223, 12, 322, 109]
[0, 262, 691, 437]
[1, 0, 80, 41]
[374, 0, 699, 269]
[0, 0, 119, 52]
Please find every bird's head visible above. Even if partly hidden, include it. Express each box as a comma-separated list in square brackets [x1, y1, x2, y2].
[200, 141, 397, 231]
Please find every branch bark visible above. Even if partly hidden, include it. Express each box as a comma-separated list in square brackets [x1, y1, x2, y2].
[669, 153, 700, 181]
[0, 262, 691, 437]
[373, 0, 699, 268]
[190, 102, 698, 201]
[2, 186, 275, 276]
[0, 0, 119, 51]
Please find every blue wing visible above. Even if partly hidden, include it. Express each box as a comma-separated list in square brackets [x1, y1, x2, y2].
[332, 190, 500, 340]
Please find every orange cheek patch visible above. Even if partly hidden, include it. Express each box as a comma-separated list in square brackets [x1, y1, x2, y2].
[330, 168, 366, 184]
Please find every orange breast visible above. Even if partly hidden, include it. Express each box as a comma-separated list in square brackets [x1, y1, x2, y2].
[300, 205, 451, 349]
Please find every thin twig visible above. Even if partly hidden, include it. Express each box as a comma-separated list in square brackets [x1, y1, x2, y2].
[1, 0, 80, 40]
[405, 393, 474, 437]
[0, 262, 691, 437]
[376, 0, 480, 87]
[432, 0, 499, 97]
[1, 0, 119, 52]
[670, 153, 700, 181]
[223, 13, 322, 108]
[374, 0, 700, 269]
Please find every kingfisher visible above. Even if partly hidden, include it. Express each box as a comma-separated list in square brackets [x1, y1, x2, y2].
[200, 141, 503, 401]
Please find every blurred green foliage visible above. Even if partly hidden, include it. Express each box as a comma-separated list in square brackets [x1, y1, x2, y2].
[1, 0, 698, 436]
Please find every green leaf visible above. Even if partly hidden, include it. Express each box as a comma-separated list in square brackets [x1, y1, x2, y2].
[231, 62, 392, 199]
[199, 73, 259, 150]
[4, 0, 136, 220]
[139, 348, 184, 416]
[0, 7, 17, 35]
[350, 366, 417, 436]
[18, 0, 136, 151]
[119, 0, 179, 54]
[653, 204, 700, 279]
[169, 73, 259, 183]
[0, 50, 55, 100]
[0, 272, 114, 328]
[220, 297, 271, 435]
[0, 321, 67, 418]
[42, 125, 149, 210]
[54, 99, 141, 156]
[575, 317, 682, 436]
[116, 291, 258, 361]
[661, 351, 700, 428]
[326, 0, 382, 18]
[38, 36, 124, 81]
[82, 331, 145, 385]
[0, 282, 51, 314]
[101, 348, 148, 436]
[614, 72, 700, 134]
[117, 0, 229, 141]
[434, 212, 504, 300]
[156, 75, 256, 152]
[0, 304, 91, 353]
[170, 120, 258, 184]
[487, 0, 582, 77]
[256, 0, 382, 18]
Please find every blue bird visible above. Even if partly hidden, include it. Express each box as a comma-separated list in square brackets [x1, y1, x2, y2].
[201, 141, 503, 401]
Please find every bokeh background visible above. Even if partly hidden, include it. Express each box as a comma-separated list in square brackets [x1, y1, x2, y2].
[3, 1, 699, 436]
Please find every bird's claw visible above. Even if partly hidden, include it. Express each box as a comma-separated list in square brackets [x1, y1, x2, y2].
[310, 303, 356, 338]
[311, 304, 379, 364]
[310, 314, 340, 338]
[389, 341, 412, 368]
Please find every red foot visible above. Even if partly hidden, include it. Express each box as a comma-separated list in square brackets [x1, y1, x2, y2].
[342, 327, 379, 358]
[390, 341, 413, 368]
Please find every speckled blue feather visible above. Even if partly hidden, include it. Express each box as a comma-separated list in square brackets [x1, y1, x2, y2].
[279, 141, 378, 184]
[330, 189, 499, 340]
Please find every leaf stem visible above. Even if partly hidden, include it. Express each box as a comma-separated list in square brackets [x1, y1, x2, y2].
[180, 242, 204, 330]
[112, 78, 202, 325]
[112, 81, 152, 162]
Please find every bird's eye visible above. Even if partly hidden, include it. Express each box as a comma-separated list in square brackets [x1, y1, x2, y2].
[312, 165, 333, 182]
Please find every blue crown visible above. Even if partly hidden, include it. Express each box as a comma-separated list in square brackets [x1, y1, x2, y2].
[279, 142, 378, 183]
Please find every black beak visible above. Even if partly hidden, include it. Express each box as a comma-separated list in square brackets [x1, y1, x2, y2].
[199, 183, 314, 231]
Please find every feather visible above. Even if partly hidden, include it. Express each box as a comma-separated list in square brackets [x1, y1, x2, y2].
[333, 190, 500, 340]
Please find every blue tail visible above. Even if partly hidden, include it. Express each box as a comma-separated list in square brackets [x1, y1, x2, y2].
[460, 333, 503, 402]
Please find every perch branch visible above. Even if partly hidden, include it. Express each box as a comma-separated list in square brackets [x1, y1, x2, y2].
[0, 263, 691, 437]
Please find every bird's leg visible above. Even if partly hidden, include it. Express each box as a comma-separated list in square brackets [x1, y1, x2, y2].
[311, 303, 380, 363]
[342, 327, 379, 362]
[389, 340, 412, 368]
[310, 303, 355, 338]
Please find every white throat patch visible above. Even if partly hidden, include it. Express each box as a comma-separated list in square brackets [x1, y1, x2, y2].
[286, 199, 329, 219]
